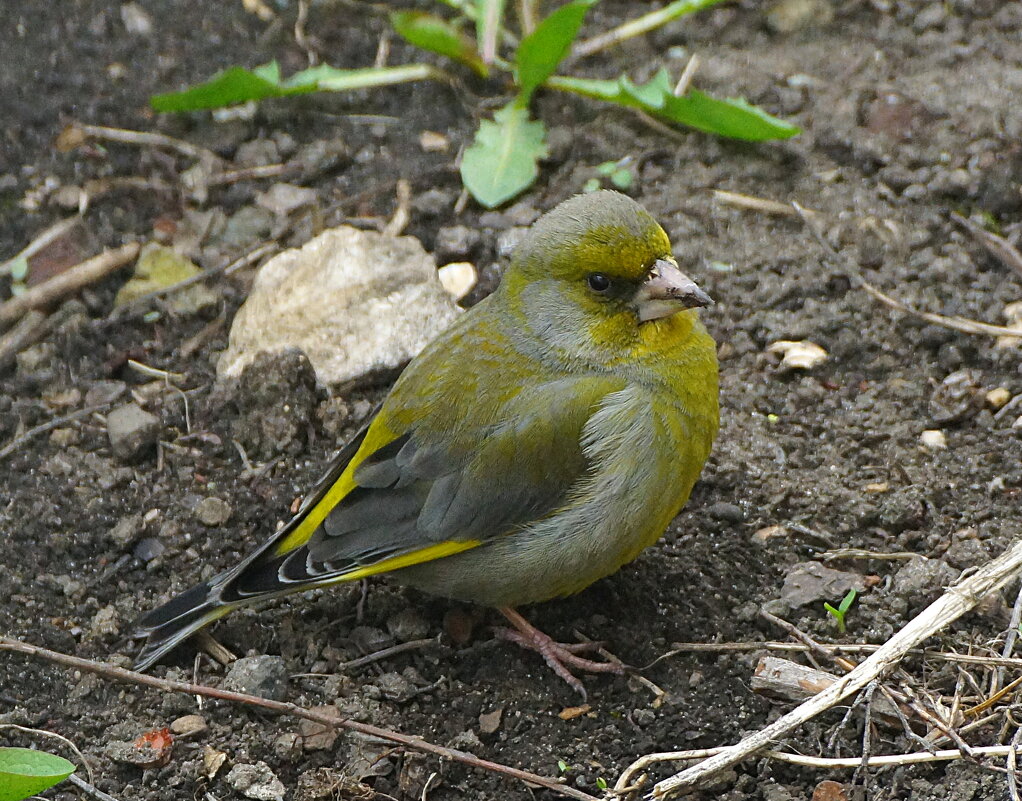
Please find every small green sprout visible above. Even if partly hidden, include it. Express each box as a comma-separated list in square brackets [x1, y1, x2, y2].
[583, 158, 636, 193]
[823, 588, 858, 634]
[557, 759, 570, 773]
[596, 776, 609, 789]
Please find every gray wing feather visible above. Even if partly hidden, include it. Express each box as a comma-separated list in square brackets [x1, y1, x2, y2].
[301, 375, 623, 574]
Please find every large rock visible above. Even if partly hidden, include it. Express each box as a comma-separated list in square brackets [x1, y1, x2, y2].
[218, 227, 461, 386]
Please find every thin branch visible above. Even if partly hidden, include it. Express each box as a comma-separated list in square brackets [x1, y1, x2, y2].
[0, 216, 82, 277]
[715, 190, 817, 217]
[0, 403, 113, 463]
[68, 774, 122, 801]
[672, 54, 701, 97]
[61, 123, 218, 163]
[0, 636, 597, 801]
[0, 243, 139, 328]
[650, 537, 1022, 798]
[104, 242, 276, 324]
[952, 212, 1022, 281]
[796, 204, 1022, 340]
[0, 309, 47, 368]
[615, 743, 1022, 792]
[649, 641, 1022, 669]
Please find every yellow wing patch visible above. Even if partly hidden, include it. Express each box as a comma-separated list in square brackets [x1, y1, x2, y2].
[273, 418, 400, 556]
[329, 539, 482, 583]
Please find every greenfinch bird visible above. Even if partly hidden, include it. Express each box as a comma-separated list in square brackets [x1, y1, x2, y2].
[133, 190, 719, 696]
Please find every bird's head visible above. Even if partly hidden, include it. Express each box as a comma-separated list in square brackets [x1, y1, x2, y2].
[500, 191, 711, 360]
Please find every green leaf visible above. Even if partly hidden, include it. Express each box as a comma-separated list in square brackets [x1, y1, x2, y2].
[516, 0, 596, 104]
[475, 0, 506, 63]
[152, 62, 442, 111]
[461, 103, 547, 208]
[391, 11, 488, 77]
[0, 748, 75, 801]
[547, 70, 800, 141]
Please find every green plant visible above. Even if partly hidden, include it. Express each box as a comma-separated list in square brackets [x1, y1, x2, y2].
[823, 589, 857, 634]
[151, 1, 799, 208]
[0, 747, 75, 801]
[583, 158, 635, 193]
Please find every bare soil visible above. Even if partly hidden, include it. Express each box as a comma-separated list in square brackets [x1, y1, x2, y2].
[2, 2, 1022, 800]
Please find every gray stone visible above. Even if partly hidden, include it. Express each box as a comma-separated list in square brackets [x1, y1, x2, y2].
[707, 502, 746, 523]
[106, 402, 160, 461]
[108, 514, 142, 548]
[386, 608, 429, 642]
[224, 655, 289, 701]
[218, 226, 461, 386]
[434, 225, 481, 261]
[90, 605, 120, 637]
[218, 205, 274, 251]
[892, 557, 958, 599]
[779, 562, 866, 608]
[195, 497, 232, 527]
[227, 762, 285, 801]
[133, 537, 165, 562]
[376, 672, 416, 703]
[85, 379, 127, 406]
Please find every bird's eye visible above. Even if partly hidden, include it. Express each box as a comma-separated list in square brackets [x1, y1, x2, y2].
[587, 273, 612, 293]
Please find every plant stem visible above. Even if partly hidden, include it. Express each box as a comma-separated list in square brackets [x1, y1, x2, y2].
[571, 0, 729, 60]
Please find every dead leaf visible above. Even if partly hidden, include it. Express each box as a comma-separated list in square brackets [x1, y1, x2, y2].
[558, 704, 591, 721]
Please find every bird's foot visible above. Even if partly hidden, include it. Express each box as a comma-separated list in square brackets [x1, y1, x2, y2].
[495, 607, 625, 700]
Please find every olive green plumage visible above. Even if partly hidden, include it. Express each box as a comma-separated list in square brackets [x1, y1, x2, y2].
[133, 190, 719, 670]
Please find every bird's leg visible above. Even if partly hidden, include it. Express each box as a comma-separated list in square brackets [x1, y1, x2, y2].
[495, 606, 625, 699]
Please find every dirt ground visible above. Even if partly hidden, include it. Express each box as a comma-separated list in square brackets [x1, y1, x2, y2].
[2, 1, 1022, 800]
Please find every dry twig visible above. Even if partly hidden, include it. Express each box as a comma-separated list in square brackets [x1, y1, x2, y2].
[649, 641, 1022, 669]
[0, 403, 113, 463]
[0, 216, 82, 277]
[647, 537, 1022, 798]
[60, 123, 217, 163]
[0, 310, 47, 368]
[0, 636, 597, 801]
[614, 743, 1022, 793]
[714, 190, 817, 217]
[796, 204, 1022, 340]
[952, 212, 1022, 281]
[0, 243, 139, 328]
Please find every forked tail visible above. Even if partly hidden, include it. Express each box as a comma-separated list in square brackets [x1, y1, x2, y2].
[131, 579, 236, 670]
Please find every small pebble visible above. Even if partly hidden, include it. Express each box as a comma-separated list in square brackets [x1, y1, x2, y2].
[478, 708, 503, 734]
[224, 656, 289, 701]
[920, 429, 947, 450]
[90, 605, 120, 637]
[707, 502, 745, 523]
[438, 262, 478, 301]
[106, 402, 160, 462]
[227, 762, 286, 801]
[986, 387, 1011, 409]
[297, 706, 341, 751]
[196, 497, 232, 527]
[386, 608, 430, 642]
[133, 537, 165, 562]
[170, 714, 208, 737]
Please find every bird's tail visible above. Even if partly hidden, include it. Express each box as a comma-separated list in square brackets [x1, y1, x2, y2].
[131, 578, 238, 670]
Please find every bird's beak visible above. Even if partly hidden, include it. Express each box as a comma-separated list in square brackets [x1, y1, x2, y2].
[633, 258, 713, 322]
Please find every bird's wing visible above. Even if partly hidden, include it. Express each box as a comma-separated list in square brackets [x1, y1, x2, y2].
[217, 373, 626, 601]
